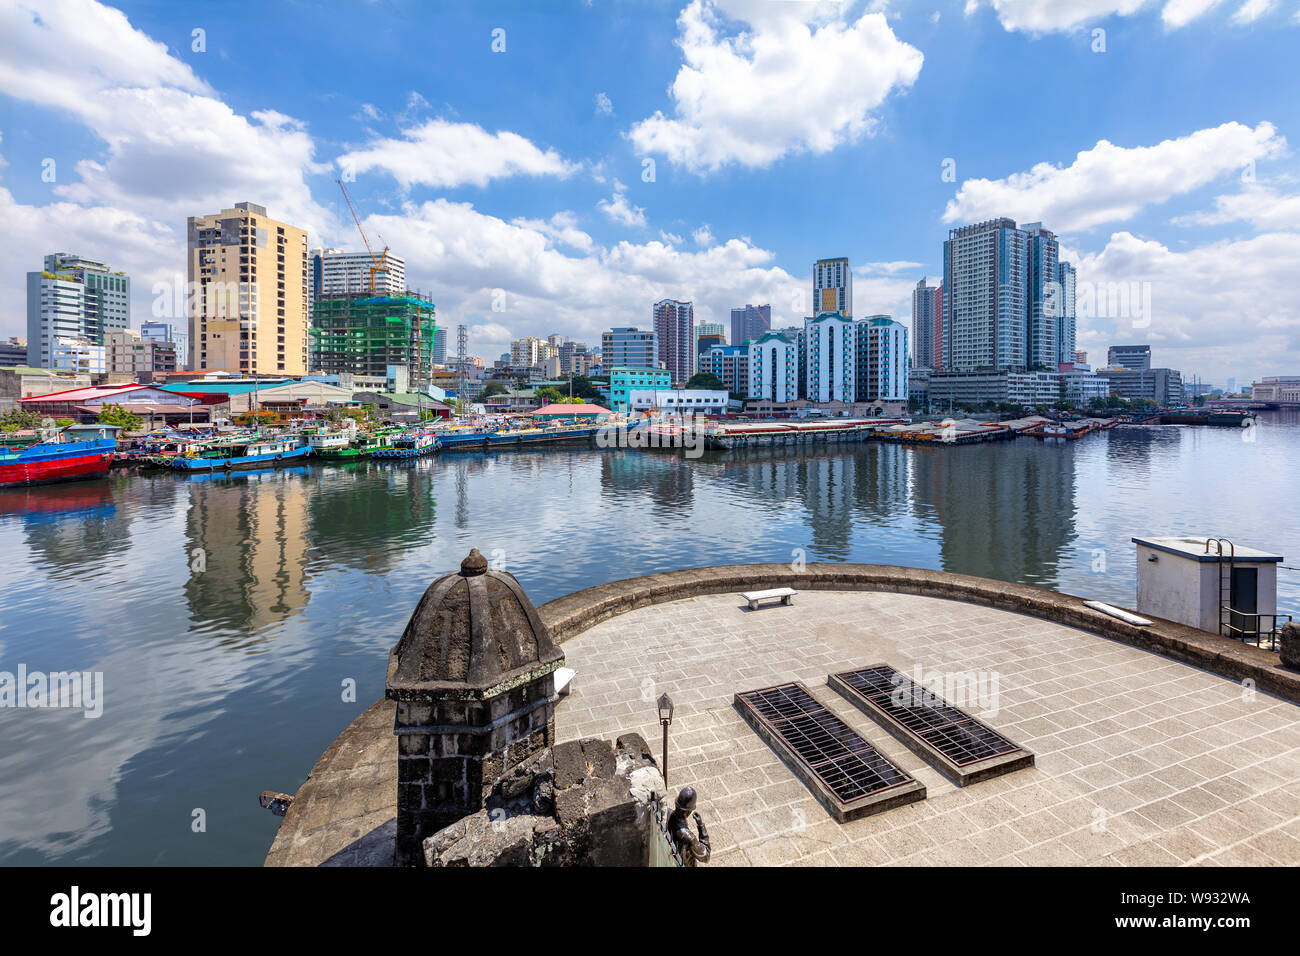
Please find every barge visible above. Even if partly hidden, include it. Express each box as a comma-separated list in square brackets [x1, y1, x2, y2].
[0, 424, 120, 488]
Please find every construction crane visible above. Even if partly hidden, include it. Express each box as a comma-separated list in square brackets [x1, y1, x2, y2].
[336, 178, 389, 294]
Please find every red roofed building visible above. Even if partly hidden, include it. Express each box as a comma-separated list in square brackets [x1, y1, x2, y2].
[21, 383, 230, 424]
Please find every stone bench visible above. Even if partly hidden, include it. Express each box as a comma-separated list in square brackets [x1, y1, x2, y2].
[742, 587, 796, 611]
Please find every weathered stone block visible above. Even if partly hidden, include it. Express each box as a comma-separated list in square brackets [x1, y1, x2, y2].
[1281, 621, 1300, 670]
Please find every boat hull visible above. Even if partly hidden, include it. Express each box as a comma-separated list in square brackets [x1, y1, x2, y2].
[0, 437, 117, 488]
[170, 446, 311, 471]
[0, 451, 115, 487]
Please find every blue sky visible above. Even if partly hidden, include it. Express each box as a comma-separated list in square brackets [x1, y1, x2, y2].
[1, 0, 1298, 383]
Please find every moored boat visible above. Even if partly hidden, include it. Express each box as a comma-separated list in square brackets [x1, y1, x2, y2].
[0, 424, 121, 488]
[169, 435, 310, 471]
[371, 431, 440, 459]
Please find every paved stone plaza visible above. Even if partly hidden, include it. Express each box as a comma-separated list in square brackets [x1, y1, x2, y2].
[554, 590, 1300, 866]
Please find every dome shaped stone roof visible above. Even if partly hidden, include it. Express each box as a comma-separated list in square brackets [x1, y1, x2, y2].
[386, 548, 564, 699]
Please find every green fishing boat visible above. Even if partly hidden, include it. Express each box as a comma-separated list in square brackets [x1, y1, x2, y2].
[312, 426, 402, 460]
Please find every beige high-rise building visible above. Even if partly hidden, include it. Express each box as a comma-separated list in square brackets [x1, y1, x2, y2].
[187, 202, 309, 374]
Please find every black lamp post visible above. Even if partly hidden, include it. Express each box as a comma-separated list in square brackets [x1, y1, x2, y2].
[657, 693, 674, 786]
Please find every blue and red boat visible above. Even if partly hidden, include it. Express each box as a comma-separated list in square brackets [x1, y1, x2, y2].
[0, 424, 121, 488]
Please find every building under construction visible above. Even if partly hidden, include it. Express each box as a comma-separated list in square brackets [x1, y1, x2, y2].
[310, 293, 438, 387]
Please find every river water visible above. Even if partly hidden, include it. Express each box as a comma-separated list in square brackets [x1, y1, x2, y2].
[1, 411, 1296, 864]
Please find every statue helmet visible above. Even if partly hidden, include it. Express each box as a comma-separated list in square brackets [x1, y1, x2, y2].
[675, 786, 697, 812]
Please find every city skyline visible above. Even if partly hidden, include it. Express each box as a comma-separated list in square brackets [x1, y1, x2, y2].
[2, 0, 1297, 386]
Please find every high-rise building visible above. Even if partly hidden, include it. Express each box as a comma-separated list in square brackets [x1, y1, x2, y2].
[855, 316, 909, 403]
[26, 253, 131, 368]
[310, 294, 437, 385]
[911, 278, 943, 369]
[1055, 261, 1077, 366]
[432, 327, 448, 365]
[1096, 366, 1183, 405]
[805, 311, 855, 403]
[942, 219, 1027, 371]
[601, 327, 658, 370]
[1075, 350, 1088, 366]
[510, 336, 545, 368]
[700, 343, 749, 396]
[747, 332, 798, 403]
[813, 258, 852, 317]
[1023, 223, 1059, 370]
[653, 299, 694, 384]
[310, 248, 406, 299]
[695, 322, 726, 362]
[729, 303, 771, 346]
[1107, 344, 1151, 371]
[188, 202, 309, 374]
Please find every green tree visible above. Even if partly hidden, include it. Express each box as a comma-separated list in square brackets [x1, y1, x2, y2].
[685, 372, 724, 390]
[96, 403, 143, 432]
[474, 381, 509, 402]
[0, 408, 43, 432]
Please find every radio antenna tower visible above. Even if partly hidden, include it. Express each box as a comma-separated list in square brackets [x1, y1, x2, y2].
[455, 324, 469, 416]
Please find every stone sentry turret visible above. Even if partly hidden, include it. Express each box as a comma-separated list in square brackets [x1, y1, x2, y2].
[386, 548, 565, 866]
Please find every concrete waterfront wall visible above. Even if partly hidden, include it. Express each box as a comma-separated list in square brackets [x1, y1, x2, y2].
[537, 563, 1300, 705]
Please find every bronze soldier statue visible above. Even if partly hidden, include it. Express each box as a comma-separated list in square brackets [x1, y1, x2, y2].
[667, 786, 710, 866]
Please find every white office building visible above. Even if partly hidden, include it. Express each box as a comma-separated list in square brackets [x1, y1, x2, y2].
[805, 311, 856, 404]
[747, 331, 799, 404]
[627, 388, 729, 414]
[310, 248, 407, 299]
[856, 315, 909, 403]
[50, 336, 107, 375]
[26, 253, 130, 368]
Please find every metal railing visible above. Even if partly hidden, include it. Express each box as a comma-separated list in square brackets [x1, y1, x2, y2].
[1219, 610, 1293, 650]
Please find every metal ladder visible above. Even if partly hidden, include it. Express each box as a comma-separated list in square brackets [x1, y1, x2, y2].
[1204, 537, 1235, 638]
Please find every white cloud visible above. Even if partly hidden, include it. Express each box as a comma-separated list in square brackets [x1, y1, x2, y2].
[0, 0, 338, 337]
[970, 0, 1268, 31]
[942, 122, 1286, 232]
[336, 119, 579, 190]
[1171, 183, 1300, 231]
[597, 180, 647, 228]
[627, 0, 923, 172]
[1068, 230, 1300, 381]
[0, 0, 211, 112]
[1230, 0, 1276, 23]
[358, 198, 807, 360]
[594, 92, 613, 115]
[858, 260, 926, 274]
[692, 224, 714, 246]
[659, 229, 685, 245]
[509, 211, 596, 253]
[1161, 0, 1228, 28]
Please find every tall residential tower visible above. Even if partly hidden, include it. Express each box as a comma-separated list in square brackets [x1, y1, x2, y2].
[653, 299, 694, 384]
[26, 253, 130, 368]
[188, 202, 309, 375]
[813, 257, 852, 317]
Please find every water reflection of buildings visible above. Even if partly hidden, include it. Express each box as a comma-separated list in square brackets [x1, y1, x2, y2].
[702, 444, 914, 561]
[305, 463, 438, 571]
[909, 440, 1078, 591]
[184, 471, 312, 634]
[599, 449, 695, 515]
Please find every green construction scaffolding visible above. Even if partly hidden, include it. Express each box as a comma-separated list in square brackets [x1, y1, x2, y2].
[310, 294, 438, 386]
